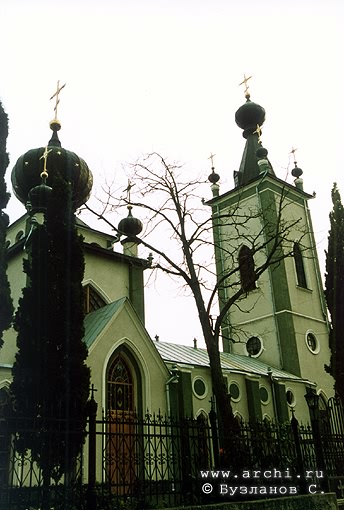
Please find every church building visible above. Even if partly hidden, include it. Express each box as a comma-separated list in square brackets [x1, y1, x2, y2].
[0, 85, 335, 433]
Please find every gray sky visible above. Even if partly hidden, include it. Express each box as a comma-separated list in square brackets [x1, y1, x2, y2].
[1, 0, 343, 345]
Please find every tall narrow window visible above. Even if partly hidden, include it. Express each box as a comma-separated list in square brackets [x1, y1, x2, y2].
[107, 355, 134, 413]
[238, 245, 256, 292]
[293, 242, 307, 288]
[83, 284, 106, 314]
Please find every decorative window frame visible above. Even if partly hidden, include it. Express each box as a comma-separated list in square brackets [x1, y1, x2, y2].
[286, 387, 296, 407]
[259, 385, 270, 405]
[305, 329, 320, 354]
[228, 381, 241, 403]
[245, 335, 264, 358]
[192, 376, 208, 400]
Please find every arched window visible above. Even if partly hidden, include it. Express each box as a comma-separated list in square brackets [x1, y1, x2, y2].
[83, 284, 106, 314]
[107, 355, 134, 413]
[293, 242, 307, 288]
[238, 245, 256, 292]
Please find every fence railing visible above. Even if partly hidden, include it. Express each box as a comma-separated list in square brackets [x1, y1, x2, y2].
[1, 397, 344, 509]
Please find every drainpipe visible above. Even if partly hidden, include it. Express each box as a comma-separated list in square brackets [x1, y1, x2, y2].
[268, 367, 278, 421]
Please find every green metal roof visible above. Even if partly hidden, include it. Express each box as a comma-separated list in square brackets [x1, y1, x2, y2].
[83, 304, 309, 384]
[84, 298, 126, 349]
[154, 341, 308, 383]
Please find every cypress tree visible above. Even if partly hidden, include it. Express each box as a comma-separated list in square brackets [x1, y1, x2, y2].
[0, 100, 13, 349]
[11, 169, 90, 485]
[325, 183, 344, 400]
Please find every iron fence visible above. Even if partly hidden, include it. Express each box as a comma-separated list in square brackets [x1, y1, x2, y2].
[1, 397, 344, 509]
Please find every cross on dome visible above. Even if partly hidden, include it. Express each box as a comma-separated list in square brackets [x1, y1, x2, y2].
[50, 80, 66, 122]
[239, 74, 252, 99]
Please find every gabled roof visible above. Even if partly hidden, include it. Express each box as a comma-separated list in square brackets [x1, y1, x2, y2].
[84, 299, 126, 349]
[154, 340, 310, 383]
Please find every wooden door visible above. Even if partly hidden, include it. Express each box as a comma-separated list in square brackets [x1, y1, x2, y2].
[107, 355, 135, 493]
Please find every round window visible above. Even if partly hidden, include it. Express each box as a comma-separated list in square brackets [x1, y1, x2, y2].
[193, 377, 207, 399]
[259, 386, 269, 404]
[286, 389, 295, 407]
[229, 382, 240, 402]
[246, 336, 262, 356]
[305, 331, 319, 354]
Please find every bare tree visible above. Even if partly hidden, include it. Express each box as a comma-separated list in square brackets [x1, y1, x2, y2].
[85, 152, 306, 460]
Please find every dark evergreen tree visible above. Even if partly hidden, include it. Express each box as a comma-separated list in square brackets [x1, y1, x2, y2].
[0, 100, 13, 349]
[11, 170, 90, 486]
[325, 183, 344, 401]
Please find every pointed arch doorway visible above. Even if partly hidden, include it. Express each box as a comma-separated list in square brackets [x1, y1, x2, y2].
[106, 352, 139, 493]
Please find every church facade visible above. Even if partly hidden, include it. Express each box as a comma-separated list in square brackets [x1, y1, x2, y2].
[0, 90, 335, 437]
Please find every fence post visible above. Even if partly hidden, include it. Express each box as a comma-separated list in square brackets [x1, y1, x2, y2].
[86, 387, 98, 510]
[290, 410, 307, 494]
[209, 398, 220, 468]
[305, 390, 329, 493]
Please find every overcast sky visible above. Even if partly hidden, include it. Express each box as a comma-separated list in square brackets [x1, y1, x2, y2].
[1, 0, 343, 346]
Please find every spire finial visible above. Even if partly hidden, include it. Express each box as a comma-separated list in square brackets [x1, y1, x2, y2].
[39, 146, 52, 182]
[50, 80, 66, 122]
[239, 74, 252, 100]
[290, 146, 298, 166]
[290, 146, 303, 186]
[207, 152, 220, 193]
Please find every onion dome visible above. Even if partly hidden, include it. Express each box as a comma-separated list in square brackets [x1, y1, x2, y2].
[118, 205, 143, 238]
[235, 98, 266, 139]
[291, 163, 303, 178]
[11, 122, 93, 211]
[208, 168, 220, 184]
[27, 183, 52, 214]
[256, 145, 272, 175]
[256, 146, 268, 159]
[291, 161, 304, 191]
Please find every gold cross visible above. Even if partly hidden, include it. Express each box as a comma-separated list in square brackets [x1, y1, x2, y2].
[253, 124, 262, 143]
[290, 146, 298, 164]
[239, 74, 252, 98]
[50, 80, 66, 120]
[208, 153, 216, 168]
[39, 146, 52, 179]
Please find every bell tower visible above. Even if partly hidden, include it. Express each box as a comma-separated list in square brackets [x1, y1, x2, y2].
[209, 81, 333, 397]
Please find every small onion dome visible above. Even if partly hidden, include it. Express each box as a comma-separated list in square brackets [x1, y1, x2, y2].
[11, 145, 93, 210]
[27, 183, 53, 214]
[256, 146, 268, 159]
[235, 98, 266, 138]
[208, 169, 220, 184]
[291, 164, 303, 178]
[118, 205, 143, 238]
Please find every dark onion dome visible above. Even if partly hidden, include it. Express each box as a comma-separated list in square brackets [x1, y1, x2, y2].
[118, 205, 143, 238]
[235, 98, 266, 138]
[27, 183, 53, 214]
[208, 168, 220, 184]
[11, 125, 93, 210]
[256, 145, 268, 159]
[291, 163, 303, 178]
